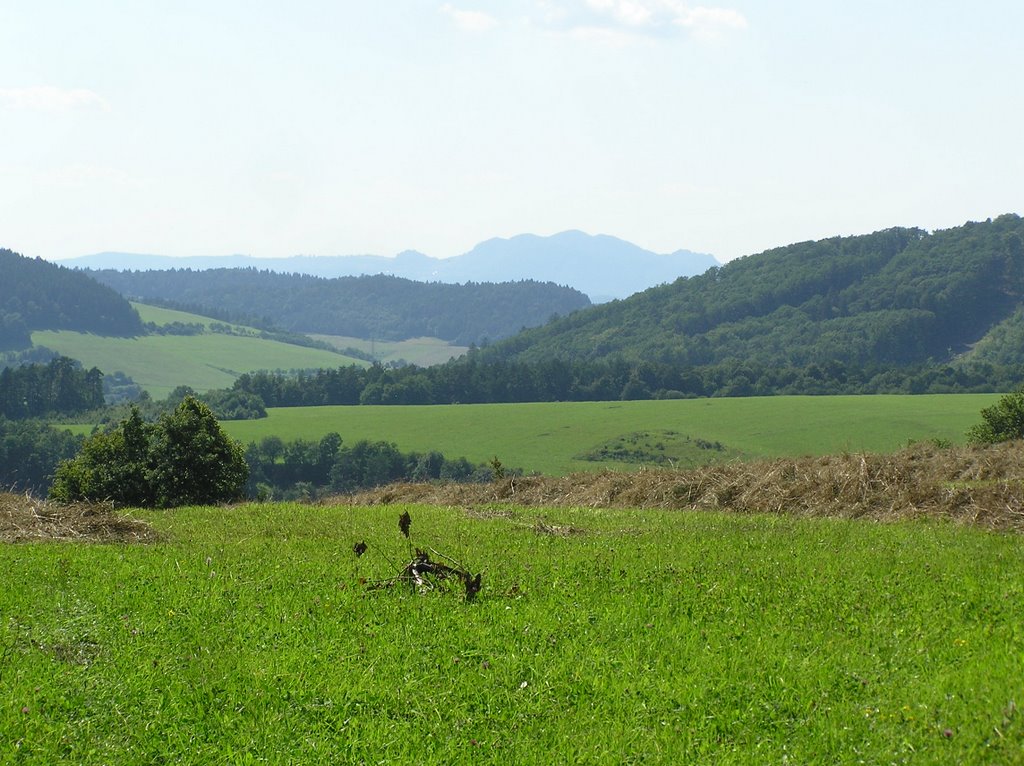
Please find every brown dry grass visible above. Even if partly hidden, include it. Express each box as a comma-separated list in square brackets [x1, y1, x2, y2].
[334, 441, 1024, 532]
[0, 493, 159, 544]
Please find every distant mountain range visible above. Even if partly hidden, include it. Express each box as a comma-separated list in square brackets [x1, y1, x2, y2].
[57, 231, 719, 302]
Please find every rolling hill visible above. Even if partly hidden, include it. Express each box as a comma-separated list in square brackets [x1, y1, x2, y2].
[31, 304, 367, 399]
[86, 271, 592, 345]
[0, 248, 142, 350]
[474, 215, 1024, 369]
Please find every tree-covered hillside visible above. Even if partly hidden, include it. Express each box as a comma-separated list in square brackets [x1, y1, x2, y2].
[477, 215, 1024, 368]
[89, 270, 591, 345]
[1, 249, 144, 350]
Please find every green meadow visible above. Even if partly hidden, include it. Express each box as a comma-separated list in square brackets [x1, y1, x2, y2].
[31, 303, 366, 399]
[2, 502, 1022, 764]
[218, 394, 1000, 475]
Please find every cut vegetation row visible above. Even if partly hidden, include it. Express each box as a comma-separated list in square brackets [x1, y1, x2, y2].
[340, 441, 1024, 532]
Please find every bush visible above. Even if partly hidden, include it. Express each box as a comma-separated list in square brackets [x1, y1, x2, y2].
[50, 397, 248, 507]
[967, 388, 1024, 444]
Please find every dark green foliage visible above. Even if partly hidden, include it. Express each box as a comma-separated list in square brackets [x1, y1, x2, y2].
[0, 248, 143, 349]
[89, 269, 591, 344]
[0, 357, 105, 418]
[471, 215, 1024, 368]
[229, 355, 1024, 407]
[148, 397, 249, 507]
[0, 417, 84, 494]
[50, 398, 248, 507]
[102, 371, 145, 405]
[0, 313, 30, 350]
[199, 389, 266, 420]
[967, 389, 1024, 444]
[49, 408, 156, 506]
[244, 434, 485, 499]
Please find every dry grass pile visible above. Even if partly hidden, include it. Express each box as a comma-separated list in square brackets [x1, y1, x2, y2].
[337, 442, 1024, 532]
[0, 493, 159, 544]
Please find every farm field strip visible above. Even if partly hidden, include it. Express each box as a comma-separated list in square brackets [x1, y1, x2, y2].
[31, 330, 366, 399]
[309, 333, 469, 366]
[220, 394, 1002, 475]
[2, 502, 1021, 763]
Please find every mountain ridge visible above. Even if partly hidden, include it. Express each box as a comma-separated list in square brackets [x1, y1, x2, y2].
[56, 230, 718, 302]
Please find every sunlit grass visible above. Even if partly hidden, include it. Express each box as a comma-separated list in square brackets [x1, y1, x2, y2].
[218, 394, 1000, 475]
[2, 503, 1022, 763]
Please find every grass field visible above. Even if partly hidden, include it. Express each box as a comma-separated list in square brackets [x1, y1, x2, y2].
[31, 301, 367, 399]
[131, 302, 245, 330]
[2, 501, 1021, 763]
[215, 394, 1001, 475]
[309, 334, 469, 366]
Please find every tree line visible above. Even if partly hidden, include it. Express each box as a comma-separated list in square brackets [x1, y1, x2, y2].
[89, 269, 592, 345]
[1, 248, 143, 350]
[244, 434, 491, 501]
[226, 356, 1024, 409]
[1, 393, 493, 500]
[0, 356, 104, 418]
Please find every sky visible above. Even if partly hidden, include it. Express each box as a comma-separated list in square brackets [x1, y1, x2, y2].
[2, 1, 1022, 263]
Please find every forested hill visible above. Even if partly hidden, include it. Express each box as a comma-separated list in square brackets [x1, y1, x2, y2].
[88, 270, 591, 344]
[1, 249, 143, 351]
[476, 215, 1024, 368]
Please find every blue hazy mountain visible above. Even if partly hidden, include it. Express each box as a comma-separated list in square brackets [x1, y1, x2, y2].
[60, 231, 718, 301]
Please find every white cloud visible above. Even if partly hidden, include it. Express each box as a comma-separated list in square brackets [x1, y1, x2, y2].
[533, 1, 570, 25]
[440, 4, 499, 32]
[549, 1, 747, 43]
[586, 0, 658, 27]
[565, 25, 645, 47]
[673, 6, 748, 39]
[0, 86, 110, 112]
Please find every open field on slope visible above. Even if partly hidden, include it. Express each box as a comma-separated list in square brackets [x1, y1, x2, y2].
[1, 499, 1021, 764]
[31, 330, 364, 400]
[309, 333, 469, 366]
[217, 394, 1001, 475]
[131, 302, 247, 329]
[31, 301, 367, 400]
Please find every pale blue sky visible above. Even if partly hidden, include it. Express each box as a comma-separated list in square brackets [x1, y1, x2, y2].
[2, 1, 1021, 262]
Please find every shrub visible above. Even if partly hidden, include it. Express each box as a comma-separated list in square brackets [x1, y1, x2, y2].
[50, 397, 248, 507]
[967, 388, 1024, 444]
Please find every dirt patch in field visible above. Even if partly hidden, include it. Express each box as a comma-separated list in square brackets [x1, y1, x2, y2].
[333, 442, 1024, 532]
[0, 493, 159, 543]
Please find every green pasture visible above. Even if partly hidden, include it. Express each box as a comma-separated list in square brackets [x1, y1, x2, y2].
[2, 502, 1021, 763]
[310, 334, 469, 366]
[219, 394, 1000, 475]
[131, 302, 244, 330]
[31, 330, 366, 400]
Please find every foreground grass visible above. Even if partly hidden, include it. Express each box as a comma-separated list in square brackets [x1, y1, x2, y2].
[220, 394, 1000, 475]
[2, 503, 1022, 763]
